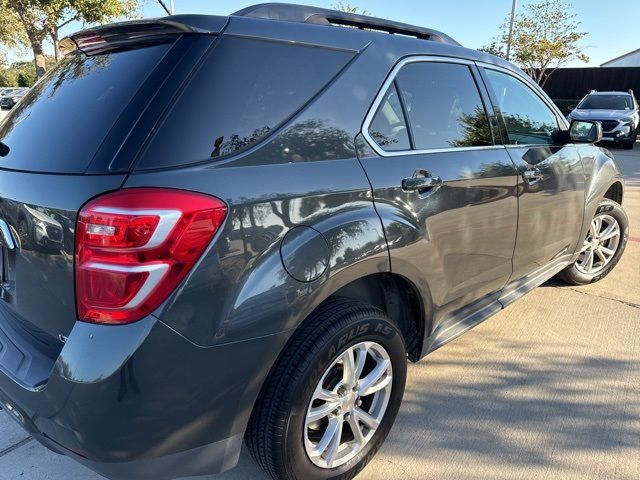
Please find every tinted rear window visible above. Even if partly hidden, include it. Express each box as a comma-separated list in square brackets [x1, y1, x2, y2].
[136, 36, 353, 170]
[0, 44, 170, 174]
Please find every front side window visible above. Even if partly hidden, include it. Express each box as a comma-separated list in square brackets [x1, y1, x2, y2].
[395, 62, 492, 150]
[485, 69, 559, 146]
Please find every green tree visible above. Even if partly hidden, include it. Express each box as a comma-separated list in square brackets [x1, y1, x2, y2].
[480, 0, 588, 86]
[0, 60, 18, 87]
[0, 56, 55, 87]
[0, 0, 139, 79]
[478, 41, 506, 59]
[0, 7, 26, 51]
[332, 3, 368, 15]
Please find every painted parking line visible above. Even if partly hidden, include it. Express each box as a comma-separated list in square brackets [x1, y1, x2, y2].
[629, 236, 640, 243]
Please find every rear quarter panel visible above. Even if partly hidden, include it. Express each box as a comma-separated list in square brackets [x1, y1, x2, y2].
[124, 159, 389, 347]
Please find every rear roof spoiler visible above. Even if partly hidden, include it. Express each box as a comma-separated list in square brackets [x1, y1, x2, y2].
[233, 3, 461, 46]
[60, 15, 228, 56]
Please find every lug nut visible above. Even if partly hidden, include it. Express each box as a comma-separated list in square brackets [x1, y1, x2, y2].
[356, 399, 362, 407]
[337, 386, 347, 396]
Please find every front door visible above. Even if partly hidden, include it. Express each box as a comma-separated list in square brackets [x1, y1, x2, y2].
[480, 67, 586, 282]
[358, 58, 519, 331]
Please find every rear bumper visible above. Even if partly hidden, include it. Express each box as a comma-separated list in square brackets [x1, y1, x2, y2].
[0, 314, 290, 479]
[33, 428, 243, 480]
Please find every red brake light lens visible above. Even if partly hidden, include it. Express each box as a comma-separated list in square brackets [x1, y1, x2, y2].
[75, 188, 227, 325]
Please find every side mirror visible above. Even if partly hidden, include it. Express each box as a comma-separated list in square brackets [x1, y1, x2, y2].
[570, 120, 602, 144]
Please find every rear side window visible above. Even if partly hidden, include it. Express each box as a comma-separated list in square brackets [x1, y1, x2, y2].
[368, 83, 411, 151]
[137, 37, 353, 169]
[0, 44, 171, 174]
[395, 62, 492, 150]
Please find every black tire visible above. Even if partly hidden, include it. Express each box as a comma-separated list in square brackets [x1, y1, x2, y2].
[558, 199, 628, 285]
[246, 298, 407, 480]
[622, 128, 637, 149]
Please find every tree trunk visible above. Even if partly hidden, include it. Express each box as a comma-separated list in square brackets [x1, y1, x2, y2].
[52, 30, 62, 62]
[32, 41, 47, 79]
[13, 5, 48, 79]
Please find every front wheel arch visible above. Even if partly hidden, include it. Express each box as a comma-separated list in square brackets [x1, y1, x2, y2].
[559, 198, 628, 285]
[603, 181, 623, 205]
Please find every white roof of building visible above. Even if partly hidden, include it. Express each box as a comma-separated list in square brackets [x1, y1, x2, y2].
[601, 48, 640, 67]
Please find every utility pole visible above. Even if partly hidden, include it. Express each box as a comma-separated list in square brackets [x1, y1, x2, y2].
[506, 0, 518, 61]
[157, 0, 174, 15]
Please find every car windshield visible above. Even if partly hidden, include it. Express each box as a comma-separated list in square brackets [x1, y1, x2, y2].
[578, 94, 633, 110]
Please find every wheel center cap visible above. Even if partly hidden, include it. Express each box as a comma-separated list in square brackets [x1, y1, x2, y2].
[341, 392, 357, 411]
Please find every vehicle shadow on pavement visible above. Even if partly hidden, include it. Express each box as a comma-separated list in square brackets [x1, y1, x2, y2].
[367, 293, 640, 479]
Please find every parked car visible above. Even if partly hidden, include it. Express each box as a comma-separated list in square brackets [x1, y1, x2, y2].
[0, 87, 29, 110]
[568, 90, 639, 149]
[0, 4, 628, 480]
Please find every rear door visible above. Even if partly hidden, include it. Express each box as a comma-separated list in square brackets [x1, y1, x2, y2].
[359, 58, 519, 330]
[479, 66, 585, 283]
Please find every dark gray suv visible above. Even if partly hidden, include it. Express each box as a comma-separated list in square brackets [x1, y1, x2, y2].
[0, 4, 628, 480]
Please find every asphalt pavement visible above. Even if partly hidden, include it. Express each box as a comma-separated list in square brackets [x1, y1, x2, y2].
[0, 135, 639, 480]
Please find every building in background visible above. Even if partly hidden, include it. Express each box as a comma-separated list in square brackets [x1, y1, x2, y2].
[601, 49, 640, 68]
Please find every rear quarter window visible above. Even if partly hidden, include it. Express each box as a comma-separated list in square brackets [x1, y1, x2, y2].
[135, 36, 354, 170]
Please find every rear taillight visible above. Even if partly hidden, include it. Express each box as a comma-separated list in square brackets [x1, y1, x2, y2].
[75, 188, 227, 325]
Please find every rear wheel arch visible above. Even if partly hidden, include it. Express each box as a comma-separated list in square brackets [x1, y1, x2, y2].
[326, 273, 428, 362]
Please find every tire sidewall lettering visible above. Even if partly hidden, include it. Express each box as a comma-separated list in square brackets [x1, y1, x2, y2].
[304, 320, 397, 403]
[595, 204, 614, 215]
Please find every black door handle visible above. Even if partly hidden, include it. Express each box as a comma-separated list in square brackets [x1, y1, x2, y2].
[402, 171, 442, 192]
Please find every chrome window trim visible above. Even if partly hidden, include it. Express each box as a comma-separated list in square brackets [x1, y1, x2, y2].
[361, 55, 502, 157]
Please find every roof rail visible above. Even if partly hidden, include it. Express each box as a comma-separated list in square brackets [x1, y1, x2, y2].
[232, 3, 461, 46]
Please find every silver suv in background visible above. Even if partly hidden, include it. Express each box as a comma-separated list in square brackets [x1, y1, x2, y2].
[0, 87, 29, 110]
[568, 90, 639, 149]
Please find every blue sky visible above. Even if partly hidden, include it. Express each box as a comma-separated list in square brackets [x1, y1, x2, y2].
[18, 0, 640, 67]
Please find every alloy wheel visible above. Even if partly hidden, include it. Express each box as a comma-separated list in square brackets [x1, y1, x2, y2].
[576, 214, 620, 274]
[304, 341, 393, 469]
